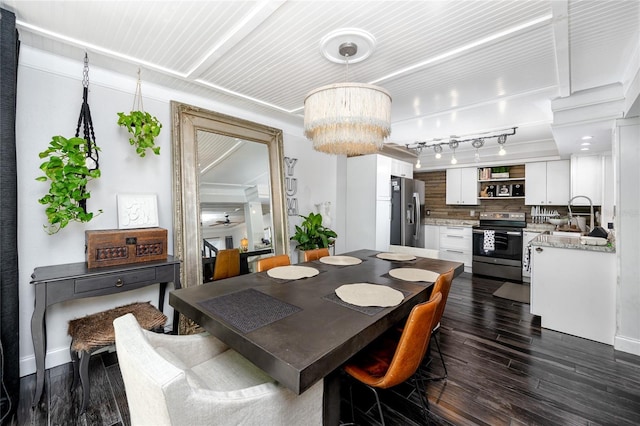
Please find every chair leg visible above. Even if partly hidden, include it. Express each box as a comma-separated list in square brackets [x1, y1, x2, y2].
[411, 372, 429, 418]
[70, 345, 79, 391]
[366, 385, 386, 426]
[79, 351, 91, 414]
[347, 378, 386, 426]
[420, 334, 449, 382]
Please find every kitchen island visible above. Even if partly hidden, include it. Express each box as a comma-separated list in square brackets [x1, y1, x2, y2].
[530, 233, 616, 344]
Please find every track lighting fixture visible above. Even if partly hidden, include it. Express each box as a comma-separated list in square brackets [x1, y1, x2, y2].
[405, 127, 516, 163]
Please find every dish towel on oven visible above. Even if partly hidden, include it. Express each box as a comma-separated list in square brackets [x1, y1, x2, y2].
[483, 230, 495, 251]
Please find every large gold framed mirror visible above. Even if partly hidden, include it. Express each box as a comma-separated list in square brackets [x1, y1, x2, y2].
[171, 101, 288, 298]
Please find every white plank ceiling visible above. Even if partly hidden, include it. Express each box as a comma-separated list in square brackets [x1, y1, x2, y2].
[3, 0, 639, 171]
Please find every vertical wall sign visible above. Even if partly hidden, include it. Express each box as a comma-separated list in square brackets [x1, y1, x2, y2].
[284, 157, 298, 215]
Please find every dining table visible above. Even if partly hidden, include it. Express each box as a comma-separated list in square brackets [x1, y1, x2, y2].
[169, 249, 464, 425]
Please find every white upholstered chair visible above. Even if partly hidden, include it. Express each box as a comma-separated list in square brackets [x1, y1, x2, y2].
[113, 313, 323, 425]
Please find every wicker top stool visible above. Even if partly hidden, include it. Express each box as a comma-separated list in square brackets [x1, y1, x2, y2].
[67, 301, 167, 413]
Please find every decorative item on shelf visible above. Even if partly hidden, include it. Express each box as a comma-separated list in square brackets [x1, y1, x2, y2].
[497, 184, 511, 197]
[36, 53, 101, 234]
[511, 183, 525, 197]
[406, 127, 516, 161]
[240, 237, 249, 252]
[479, 167, 492, 180]
[117, 69, 162, 157]
[290, 212, 337, 251]
[304, 30, 391, 156]
[486, 185, 496, 197]
[491, 166, 510, 179]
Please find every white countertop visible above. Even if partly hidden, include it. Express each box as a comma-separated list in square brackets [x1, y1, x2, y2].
[423, 218, 478, 226]
[530, 233, 615, 253]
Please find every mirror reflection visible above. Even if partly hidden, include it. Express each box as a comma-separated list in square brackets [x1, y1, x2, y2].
[171, 101, 287, 301]
[198, 131, 275, 281]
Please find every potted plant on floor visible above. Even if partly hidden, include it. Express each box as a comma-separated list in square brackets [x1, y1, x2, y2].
[290, 212, 337, 252]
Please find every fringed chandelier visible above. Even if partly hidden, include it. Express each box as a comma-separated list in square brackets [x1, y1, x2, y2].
[304, 37, 392, 156]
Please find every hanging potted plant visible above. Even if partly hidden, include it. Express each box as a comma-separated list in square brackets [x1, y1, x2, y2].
[290, 212, 337, 252]
[36, 135, 102, 234]
[117, 69, 162, 157]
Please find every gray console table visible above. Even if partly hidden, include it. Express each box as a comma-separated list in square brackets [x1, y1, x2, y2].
[30, 255, 181, 406]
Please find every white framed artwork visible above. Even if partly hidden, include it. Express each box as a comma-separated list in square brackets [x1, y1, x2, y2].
[117, 193, 159, 229]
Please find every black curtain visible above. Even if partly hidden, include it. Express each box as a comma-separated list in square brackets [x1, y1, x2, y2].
[0, 7, 20, 422]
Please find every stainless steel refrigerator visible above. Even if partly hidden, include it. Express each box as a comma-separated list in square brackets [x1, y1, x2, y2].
[390, 177, 425, 247]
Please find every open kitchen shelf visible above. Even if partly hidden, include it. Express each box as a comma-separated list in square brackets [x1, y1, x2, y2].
[479, 196, 525, 199]
[478, 177, 524, 182]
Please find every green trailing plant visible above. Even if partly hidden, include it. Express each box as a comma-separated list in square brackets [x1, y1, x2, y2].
[290, 212, 337, 251]
[117, 110, 162, 157]
[36, 135, 102, 234]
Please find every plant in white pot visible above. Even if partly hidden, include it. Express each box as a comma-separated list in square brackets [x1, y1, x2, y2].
[290, 212, 337, 251]
[117, 69, 162, 157]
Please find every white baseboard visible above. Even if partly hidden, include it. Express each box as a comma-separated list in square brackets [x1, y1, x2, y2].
[20, 345, 71, 377]
[615, 335, 640, 356]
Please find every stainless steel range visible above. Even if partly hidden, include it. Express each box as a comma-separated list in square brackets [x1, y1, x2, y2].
[472, 212, 526, 282]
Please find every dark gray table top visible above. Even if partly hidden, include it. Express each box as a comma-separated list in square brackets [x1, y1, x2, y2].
[169, 249, 463, 394]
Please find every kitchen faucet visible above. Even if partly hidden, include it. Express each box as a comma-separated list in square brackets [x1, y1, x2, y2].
[567, 195, 594, 233]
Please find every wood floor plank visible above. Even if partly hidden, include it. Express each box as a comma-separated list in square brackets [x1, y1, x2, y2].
[17, 271, 640, 426]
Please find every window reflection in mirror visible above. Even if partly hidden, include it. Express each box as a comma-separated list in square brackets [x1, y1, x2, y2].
[198, 131, 274, 280]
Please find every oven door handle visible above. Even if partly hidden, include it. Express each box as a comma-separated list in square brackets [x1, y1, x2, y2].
[472, 230, 521, 236]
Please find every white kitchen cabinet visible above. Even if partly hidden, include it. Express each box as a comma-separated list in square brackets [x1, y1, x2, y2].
[522, 231, 541, 283]
[423, 225, 439, 250]
[345, 154, 392, 252]
[390, 158, 413, 178]
[438, 225, 472, 272]
[446, 167, 478, 205]
[525, 160, 570, 205]
[530, 245, 615, 344]
[571, 154, 603, 205]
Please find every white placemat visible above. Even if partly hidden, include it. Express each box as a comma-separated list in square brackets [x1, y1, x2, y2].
[389, 268, 440, 283]
[335, 283, 404, 307]
[376, 252, 416, 261]
[319, 255, 362, 266]
[267, 265, 320, 280]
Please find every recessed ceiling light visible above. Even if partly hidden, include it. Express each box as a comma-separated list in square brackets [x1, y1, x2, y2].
[581, 142, 591, 146]
[581, 147, 590, 151]
[581, 135, 593, 140]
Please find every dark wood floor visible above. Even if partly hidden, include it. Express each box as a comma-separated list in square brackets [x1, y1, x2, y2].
[11, 273, 640, 425]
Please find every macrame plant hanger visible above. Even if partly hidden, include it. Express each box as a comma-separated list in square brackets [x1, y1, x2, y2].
[132, 68, 144, 112]
[74, 52, 100, 213]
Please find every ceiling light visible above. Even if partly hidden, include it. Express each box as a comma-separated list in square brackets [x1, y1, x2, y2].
[472, 138, 484, 163]
[433, 144, 443, 159]
[581, 142, 591, 146]
[304, 38, 391, 156]
[581, 135, 593, 140]
[497, 134, 507, 156]
[449, 140, 459, 164]
[415, 158, 421, 169]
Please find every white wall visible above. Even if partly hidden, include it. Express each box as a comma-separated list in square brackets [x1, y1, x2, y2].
[16, 46, 338, 376]
[614, 117, 640, 355]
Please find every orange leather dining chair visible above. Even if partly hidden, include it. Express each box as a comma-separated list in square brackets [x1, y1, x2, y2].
[212, 249, 240, 281]
[302, 248, 330, 262]
[343, 293, 442, 425]
[426, 268, 454, 381]
[256, 254, 290, 272]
